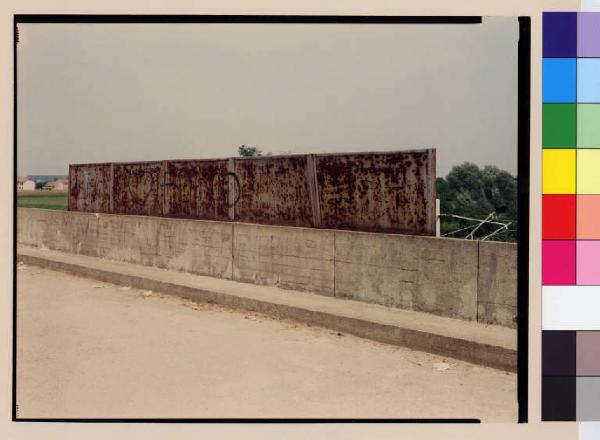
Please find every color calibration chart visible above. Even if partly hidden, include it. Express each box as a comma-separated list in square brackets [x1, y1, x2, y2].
[542, 11, 600, 422]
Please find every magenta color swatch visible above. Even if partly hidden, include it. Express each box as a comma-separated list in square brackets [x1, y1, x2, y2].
[578, 13, 600, 57]
[577, 241, 600, 285]
[543, 240, 576, 285]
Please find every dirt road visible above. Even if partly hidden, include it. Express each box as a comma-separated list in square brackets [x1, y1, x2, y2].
[16, 265, 517, 421]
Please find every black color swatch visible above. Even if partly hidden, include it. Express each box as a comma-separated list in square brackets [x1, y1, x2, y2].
[542, 376, 576, 421]
[542, 330, 576, 376]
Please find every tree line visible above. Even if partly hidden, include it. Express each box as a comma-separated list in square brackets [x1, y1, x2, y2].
[437, 163, 518, 242]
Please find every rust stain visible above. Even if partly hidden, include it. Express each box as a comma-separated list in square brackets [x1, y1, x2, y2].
[233, 155, 314, 227]
[112, 162, 163, 216]
[165, 160, 229, 221]
[68, 163, 112, 213]
[315, 151, 435, 235]
[69, 149, 436, 235]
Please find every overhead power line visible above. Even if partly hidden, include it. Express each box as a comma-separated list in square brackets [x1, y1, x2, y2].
[439, 212, 513, 241]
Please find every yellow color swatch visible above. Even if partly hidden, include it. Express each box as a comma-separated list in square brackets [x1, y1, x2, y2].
[578, 150, 600, 194]
[543, 149, 576, 194]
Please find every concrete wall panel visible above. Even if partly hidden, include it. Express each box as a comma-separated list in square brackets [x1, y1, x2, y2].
[335, 231, 478, 321]
[477, 241, 518, 328]
[413, 238, 478, 321]
[334, 231, 418, 309]
[233, 222, 334, 295]
[18, 208, 232, 279]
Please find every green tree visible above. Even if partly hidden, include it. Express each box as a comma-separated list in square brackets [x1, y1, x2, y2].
[238, 145, 262, 157]
[437, 162, 517, 242]
[481, 165, 518, 220]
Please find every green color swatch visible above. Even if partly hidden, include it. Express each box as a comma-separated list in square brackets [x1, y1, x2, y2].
[578, 104, 600, 148]
[543, 103, 577, 148]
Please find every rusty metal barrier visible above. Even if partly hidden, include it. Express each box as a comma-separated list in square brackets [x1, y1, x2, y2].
[69, 149, 436, 235]
[164, 159, 230, 221]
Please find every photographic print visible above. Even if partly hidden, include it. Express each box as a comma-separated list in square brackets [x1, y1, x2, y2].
[14, 16, 528, 422]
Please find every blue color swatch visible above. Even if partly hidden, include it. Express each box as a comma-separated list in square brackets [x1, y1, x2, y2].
[544, 12, 578, 57]
[578, 59, 600, 103]
[543, 58, 577, 102]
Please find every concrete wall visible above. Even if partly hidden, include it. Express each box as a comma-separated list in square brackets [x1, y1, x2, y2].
[17, 208, 232, 279]
[477, 241, 518, 327]
[233, 223, 335, 294]
[334, 231, 479, 321]
[17, 208, 517, 327]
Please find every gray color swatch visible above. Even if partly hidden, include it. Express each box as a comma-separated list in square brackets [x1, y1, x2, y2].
[577, 377, 600, 421]
[577, 331, 600, 376]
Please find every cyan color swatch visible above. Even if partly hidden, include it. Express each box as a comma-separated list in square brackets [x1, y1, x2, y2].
[544, 58, 577, 102]
[578, 59, 600, 103]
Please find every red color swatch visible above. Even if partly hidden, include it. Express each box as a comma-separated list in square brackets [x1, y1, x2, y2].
[543, 194, 576, 239]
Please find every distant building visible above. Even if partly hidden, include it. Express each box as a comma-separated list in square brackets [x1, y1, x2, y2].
[53, 178, 69, 190]
[17, 178, 35, 190]
[40, 179, 69, 191]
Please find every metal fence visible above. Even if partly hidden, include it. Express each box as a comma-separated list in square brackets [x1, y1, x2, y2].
[69, 149, 436, 235]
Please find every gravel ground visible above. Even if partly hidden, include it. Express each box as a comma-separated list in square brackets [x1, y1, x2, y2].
[16, 265, 517, 421]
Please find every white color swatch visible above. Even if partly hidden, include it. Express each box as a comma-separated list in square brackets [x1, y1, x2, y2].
[582, 0, 600, 12]
[543, 285, 600, 330]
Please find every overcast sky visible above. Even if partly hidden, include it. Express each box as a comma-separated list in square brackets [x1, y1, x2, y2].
[17, 18, 518, 177]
